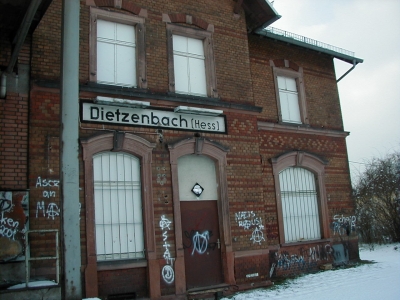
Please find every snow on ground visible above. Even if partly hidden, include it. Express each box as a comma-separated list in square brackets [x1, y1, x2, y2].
[7, 280, 58, 289]
[221, 243, 400, 300]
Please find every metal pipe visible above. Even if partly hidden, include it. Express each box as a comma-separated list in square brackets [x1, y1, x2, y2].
[0, 73, 6, 98]
[60, 0, 82, 298]
[6, 0, 42, 74]
[337, 60, 358, 83]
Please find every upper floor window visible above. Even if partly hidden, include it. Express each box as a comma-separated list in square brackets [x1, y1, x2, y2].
[90, 7, 147, 88]
[277, 76, 301, 123]
[271, 60, 308, 124]
[173, 35, 207, 96]
[166, 23, 218, 98]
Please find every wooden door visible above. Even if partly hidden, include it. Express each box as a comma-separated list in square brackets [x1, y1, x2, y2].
[180, 200, 223, 289]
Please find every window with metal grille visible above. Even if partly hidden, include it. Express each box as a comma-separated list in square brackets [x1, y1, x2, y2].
[93, 152, 144, 261]
[279, 167, 321, 242]
[277, 76, 301, 124]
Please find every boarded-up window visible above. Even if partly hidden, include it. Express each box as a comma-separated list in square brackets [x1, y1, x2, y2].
[279, 167, 321, 242]
[93, 152, 144, 261]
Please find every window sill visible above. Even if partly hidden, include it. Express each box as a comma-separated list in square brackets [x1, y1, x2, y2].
[167, 91, 220, 102]
[97, 259, 147, 271]
[280, 238, 332, 248]
[258, 121, 349, 138]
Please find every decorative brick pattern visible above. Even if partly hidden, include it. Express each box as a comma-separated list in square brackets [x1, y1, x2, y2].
[9, 0, 358, 297]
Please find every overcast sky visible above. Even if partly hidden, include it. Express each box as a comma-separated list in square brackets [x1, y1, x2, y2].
[270, 0, 400, 182]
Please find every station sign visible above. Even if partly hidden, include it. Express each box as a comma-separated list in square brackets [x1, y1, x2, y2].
[81, 102, 227, 134]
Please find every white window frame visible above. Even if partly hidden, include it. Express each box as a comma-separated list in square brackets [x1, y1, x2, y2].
[93, 152, 144, 261]
[90, 7, 147, 88]
[167, 23, 218, 98]
[272, 67, 308, 124]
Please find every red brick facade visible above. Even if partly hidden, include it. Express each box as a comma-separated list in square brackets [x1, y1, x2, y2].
[0, 0, 358, 299]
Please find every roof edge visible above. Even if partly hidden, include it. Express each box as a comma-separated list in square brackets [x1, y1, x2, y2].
[255, 27, 363, 65]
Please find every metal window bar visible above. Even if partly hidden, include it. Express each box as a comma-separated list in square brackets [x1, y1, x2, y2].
[280, 167, 321, 242]
[25, 229, 59, 287]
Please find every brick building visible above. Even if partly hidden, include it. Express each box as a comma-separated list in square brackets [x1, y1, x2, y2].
[0, 0, 363, 299]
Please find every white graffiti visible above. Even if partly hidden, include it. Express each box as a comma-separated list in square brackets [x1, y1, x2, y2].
[160, 215, 174, 284]
[269, 263, 276, 278]
[191, 231, 209, 255]
[46, 203, 60, 220]
[0, 192, 12, 212]
[161, 265, 174, 284]
[159, 215, 171, 231]
[0, 212, 19, 240]
[35, 176, 60, 188]
[235, 211, 256, 221]
[236, 211, 265, 244]
[36, 201, 45, 218]
[36, 201, 60, 220]
[250, 224, 265, 245]
[238, 218, 263, 230]
[332, 214, 357, 235]
[43, 191, 56, 198]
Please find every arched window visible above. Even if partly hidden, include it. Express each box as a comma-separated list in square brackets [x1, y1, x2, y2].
[279, 167, 320, 242]
[271, 151, 330, 244]
[93, 152, 144, 260]
[81, 132, 156, 297]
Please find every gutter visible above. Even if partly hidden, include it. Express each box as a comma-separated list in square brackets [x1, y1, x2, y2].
[0, 0, 42, 98]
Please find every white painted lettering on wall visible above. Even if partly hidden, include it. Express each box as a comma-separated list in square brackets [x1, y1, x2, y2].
[0, 191, 29, 244]
[332, 214, 357, 236]
[191, 231, 209, 255]
[160, 215, 174, 284]
[0, 212, 19, 240]
[235, 211, 265, 244]
[35, 177, 61, 220]
[35, 177, 60, 188]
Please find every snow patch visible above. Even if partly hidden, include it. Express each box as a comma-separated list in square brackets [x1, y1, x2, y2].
[7, 280, 58, 289]
[221, 243, 400, 300]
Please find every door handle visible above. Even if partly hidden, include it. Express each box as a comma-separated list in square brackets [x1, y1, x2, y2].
[217, 239, 220, 249]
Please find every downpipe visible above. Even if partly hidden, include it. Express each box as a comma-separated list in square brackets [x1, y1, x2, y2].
[0, 73, 6, 98]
